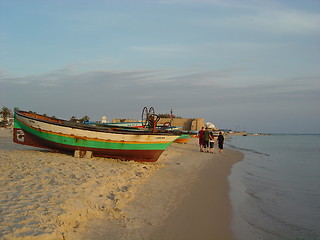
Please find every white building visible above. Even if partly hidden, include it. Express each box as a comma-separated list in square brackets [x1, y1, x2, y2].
[205, 122, 217, 130]
[101, 115, 107, 123]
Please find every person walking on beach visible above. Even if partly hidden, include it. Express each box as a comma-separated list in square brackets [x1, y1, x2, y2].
[198, 127, 205, 152]
[209, 132, 215, 153]
[203, 127, 210, 153]
[217, 131, 224, 153]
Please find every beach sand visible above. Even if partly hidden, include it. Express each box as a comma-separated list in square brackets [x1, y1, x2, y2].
[0, 128, 243, 240]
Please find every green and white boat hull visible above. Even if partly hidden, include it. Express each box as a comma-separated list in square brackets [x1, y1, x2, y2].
[13, 110, 179, 162]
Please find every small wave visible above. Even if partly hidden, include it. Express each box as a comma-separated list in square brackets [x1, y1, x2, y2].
[243, 203, 320, 240]
[227, 144, 270, 156]
[246, 190, 260, 200]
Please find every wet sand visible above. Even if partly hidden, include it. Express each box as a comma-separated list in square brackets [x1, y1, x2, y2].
[0, 128, 243, 240]
[150, 149, 243, 240]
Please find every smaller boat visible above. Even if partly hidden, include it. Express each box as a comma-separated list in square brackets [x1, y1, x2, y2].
[91, 121, 144, 128]
[174, 134, 191, 144]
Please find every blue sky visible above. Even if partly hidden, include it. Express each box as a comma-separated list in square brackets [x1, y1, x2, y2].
[1, 0, 319, 133]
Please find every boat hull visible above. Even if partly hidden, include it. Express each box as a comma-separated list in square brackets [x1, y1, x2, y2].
[13, 111, 179, 162]
[174, 134, 190, 144]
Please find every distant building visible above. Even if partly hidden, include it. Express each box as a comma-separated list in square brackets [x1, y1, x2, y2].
[158, 118, 204, 131]
[101, 115, 107, 123]
[112, 118, 138, 123]
[205, 122, 217, 130]
[111, 117, 205, 131]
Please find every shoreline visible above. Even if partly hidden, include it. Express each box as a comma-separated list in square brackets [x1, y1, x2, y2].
[151, 148, 243, 240]
[0, 128, 243, 240]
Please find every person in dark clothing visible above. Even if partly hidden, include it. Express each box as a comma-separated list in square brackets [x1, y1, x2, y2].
[198, 127, 205, 152]
[217, 131, 224, 153]
[209, 132, 215, 153]
[203, 127, 210, 153]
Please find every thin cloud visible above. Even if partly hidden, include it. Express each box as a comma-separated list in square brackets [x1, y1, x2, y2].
[187, 4, 320, 36]
[130, 45, 188, 54]
[231, 9, 320, 35]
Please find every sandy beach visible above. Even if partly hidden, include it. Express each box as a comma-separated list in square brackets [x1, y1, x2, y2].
[0, 127, 243, 240]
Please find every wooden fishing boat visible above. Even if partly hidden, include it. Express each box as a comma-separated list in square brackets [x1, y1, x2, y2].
[13, 110, 180, 162]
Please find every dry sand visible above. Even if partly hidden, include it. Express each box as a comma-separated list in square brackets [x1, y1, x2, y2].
[0, 128, 243, 240]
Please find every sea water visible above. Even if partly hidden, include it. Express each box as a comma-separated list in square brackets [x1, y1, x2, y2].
[227, 134, 320, 240]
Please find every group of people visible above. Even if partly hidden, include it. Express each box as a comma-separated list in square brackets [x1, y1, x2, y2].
[198, 127, 224, 153]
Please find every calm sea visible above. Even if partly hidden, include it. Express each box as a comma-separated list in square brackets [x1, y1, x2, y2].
[227, 134, 320, 240]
